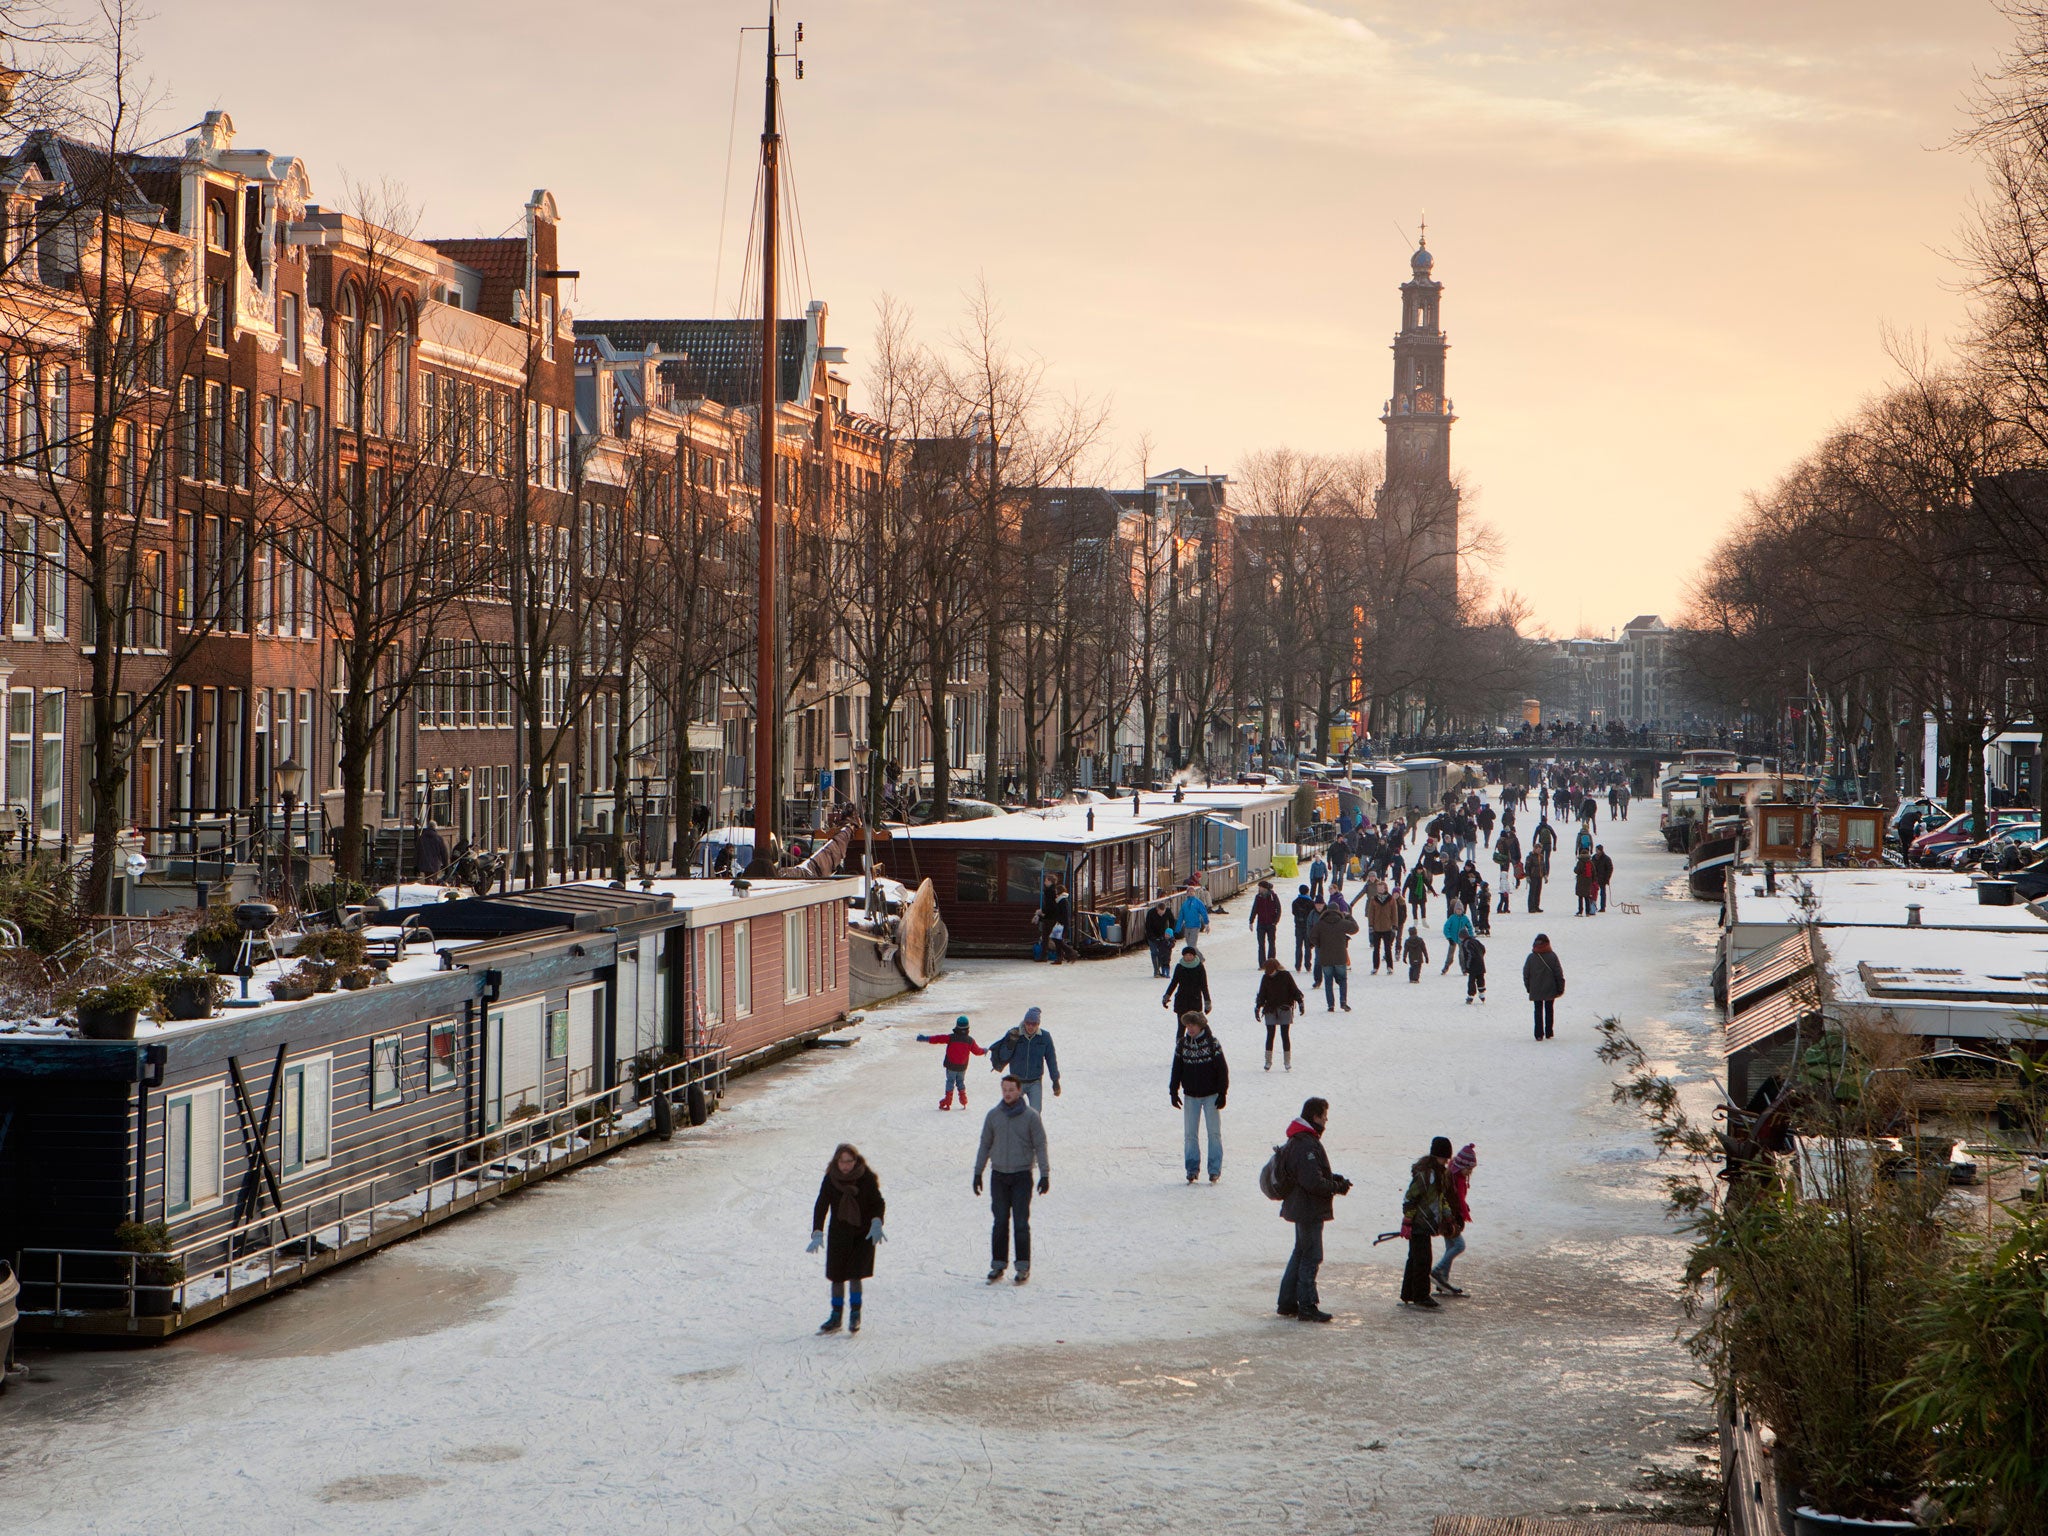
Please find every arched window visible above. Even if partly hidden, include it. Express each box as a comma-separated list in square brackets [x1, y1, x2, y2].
[367, 294, 387, 435]
[392, 301, 413, 442]
[336, 287, 360, 429]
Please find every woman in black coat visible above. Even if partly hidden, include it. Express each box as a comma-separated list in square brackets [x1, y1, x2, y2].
[1161, 944, 1213, 1019]
[809, 1143, 886, 1334]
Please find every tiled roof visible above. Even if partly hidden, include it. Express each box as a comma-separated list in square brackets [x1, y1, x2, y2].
[428, 237, 526, 322]
[574, 318, 808, 406]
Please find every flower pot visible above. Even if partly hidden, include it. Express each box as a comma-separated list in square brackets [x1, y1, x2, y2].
[199, 939, 245, 975]
[133, 1284, 178, 1318]
[77, 1006, 140, 1040]
[160, 979, 218, 1021]
[1794, 1506, 1925, 1536]
[268, 982, 316, 1002]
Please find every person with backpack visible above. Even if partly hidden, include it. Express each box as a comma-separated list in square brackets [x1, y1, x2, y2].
[808, 1142, 887, 1333]
[1248, 880, 1282, 966]
[1289, 884, 1317, 972]
[1400, 1136, 1455, 1310]
[973, 1076, 1051, 1284]
[914, 1016, 988, 1110]
[1524, 844, 1549, 914]
[989, 1007, 1062, 1108]
[1254, 956, 1306, 1070]
[1143, 902, 1175, 978]
[1461, 932, 1487, 1003]
[1169, 1011, 1230, 1183]
[1402, 925, 1429, 983]
[1266, 1096, 1352, 1322]
[1431, 1143, 1477, 1296]
[1162, 943, 1213, 1019]
[1591, 844, 1614, 913]
[1523, 933, 1565, 1040]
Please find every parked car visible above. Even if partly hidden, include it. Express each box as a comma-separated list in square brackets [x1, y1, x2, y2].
[905, 797, 1005, 825]
[1944, 822, 2042, 871]
[1889, 797, 1942, 849]
[1910, 808, 2036, 866]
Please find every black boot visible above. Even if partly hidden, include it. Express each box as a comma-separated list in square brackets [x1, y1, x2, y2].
[819, 1306, 843, 1333]
[848, 1304, 862, 1334]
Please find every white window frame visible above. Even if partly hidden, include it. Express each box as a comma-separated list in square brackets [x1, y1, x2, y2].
[370, 1033, 404, 1108]
[697, 925, 722, 1024]
[428, 1019, 459, 1091]
[280, 1054, 332, 1175]
[733, 920, 752, 1017]
[164, 1082, 224, 1216]
[784, 910, 806, 1001]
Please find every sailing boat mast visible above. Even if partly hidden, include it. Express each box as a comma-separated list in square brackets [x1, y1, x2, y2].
[751, 4, 785, 875]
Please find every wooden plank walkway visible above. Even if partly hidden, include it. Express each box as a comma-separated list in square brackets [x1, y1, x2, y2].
[1433, 1519, 1704, 1536]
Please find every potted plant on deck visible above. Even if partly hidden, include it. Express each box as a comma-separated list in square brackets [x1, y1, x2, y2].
[149, 960, 230, 1021]
[112, 1220, 184, 1317]
[65, 977, 159, 1040]
[182, 902, 247, 976]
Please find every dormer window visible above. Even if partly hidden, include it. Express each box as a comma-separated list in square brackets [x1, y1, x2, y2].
[7, 202, 35, 266]
[206, 198, 230, 250]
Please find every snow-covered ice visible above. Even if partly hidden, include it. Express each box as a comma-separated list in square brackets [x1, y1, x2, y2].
[0, 806, 1724, 1533]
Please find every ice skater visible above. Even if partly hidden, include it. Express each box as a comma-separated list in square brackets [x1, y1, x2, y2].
[1432, 1143, 1477, 1296]
[1400, 1136, 1453, 1311]
[808, 1143, 886, 1333]
[915, 1016, 987, 1110]
[1169, 1011, 1229, 1183]
[1272, 1096, 1352, 1323]
[1523, 933, 1564, 1041]
[1162, 943, 1214, 1020]
[990, 1007, 1062, 1109]
[1402, 925, 1429, 983]
[1461, 932, 1487, 1003]
[1254, 956, 1306, 1070]
[973, 1076, 1051, 1284]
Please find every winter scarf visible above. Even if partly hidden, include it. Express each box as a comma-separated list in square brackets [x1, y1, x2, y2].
[998, 1097, 1027, 1119]
[826, 1159, 870, 1227]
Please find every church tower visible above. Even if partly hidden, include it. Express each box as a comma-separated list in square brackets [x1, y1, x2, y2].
[1380, 236, 1460, 606]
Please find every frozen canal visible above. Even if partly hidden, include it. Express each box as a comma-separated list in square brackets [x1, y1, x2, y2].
[1, 806, 1723, 1534]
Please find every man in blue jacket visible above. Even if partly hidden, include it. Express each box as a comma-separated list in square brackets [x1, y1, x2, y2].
[989, 1006, 1062, 1111]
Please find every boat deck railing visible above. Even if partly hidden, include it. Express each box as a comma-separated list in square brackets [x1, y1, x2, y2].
[15, 1048, 726, 1337]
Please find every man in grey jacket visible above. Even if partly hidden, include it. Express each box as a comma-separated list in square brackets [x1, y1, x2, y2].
[974, 1075, 1052, 1284]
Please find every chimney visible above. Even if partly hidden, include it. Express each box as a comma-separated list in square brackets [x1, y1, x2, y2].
[1905, 904, 1922, 927]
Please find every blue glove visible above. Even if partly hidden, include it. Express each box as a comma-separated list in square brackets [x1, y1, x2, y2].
[867, 1219, 886, 1243]
[805, 1231, 823, 1254]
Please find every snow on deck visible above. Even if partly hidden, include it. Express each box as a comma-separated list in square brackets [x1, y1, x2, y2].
[0, 805, 1723, 1533]
[1729, 867, 2048, 932]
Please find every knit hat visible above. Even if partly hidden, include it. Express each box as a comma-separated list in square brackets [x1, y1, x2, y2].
[1452, 1143, 1478, 1171]
[952, 1017, 971, 1036]
[1022, 1006, 1042, 1025]
[1430, 1135, 1453, 1159]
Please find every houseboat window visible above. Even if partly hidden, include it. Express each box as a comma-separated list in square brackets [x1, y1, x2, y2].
[1005, 851, 1064, 905]
[280, 1057, 332, 1173]
[428, 1022, 458, 1090]
[548, 1007, 570, 1060]
[370, 1034, 403, 1108]
[785, 910, 808, 1000]
[567, 983, 602, 1097]
[820, 908, 835, 991]
[698, 927, 722, 1023]
[956, 850, 995, 902]
[734, 921, 753, 1016]
[165, 1084, 223, 1216]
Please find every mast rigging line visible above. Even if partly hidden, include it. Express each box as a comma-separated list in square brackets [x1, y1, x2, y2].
[710, 28, 751, 317]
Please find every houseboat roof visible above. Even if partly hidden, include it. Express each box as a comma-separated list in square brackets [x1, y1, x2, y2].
[893, 802, 1202, 847]
[633, 875, 862, 922]
[1822, 925, 2048, 1013]
[1171, 785, 1294, 809]
[1727, 869, 2048, 934]
[387, 883, 675, 936]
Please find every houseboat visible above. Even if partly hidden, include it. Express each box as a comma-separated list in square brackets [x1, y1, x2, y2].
[886, 799, 1209, 958]
[1175, 784, 1296, 885]
[0, 875, 857, 1340]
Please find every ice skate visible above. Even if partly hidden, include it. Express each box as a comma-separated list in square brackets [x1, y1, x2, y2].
[1264, 1049, 1272, 1071]
[1431, 1275, 1465, 1297]
[986, 1264, 1006, 1283]
[1013, 1263, 1030, 1284]
[819, 1308, 843, 1333]
[939, 1093, 953, 1111]
[848, 1305, 862, 1333]
[1283, 1050, 1291, 1070]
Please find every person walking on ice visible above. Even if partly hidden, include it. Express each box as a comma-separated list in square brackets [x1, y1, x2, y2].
[1169, 1011, 1229, 1183]
[1431, 1143, 1477, 1296]
[1461, 931, 1487, 1003]
[1162, 943, 1213, 1020]
[1177, 881, 1211, 938]
[1522, 933, 1565, 1041]
[1439, 902, 1473, 975]
[990, 1007, 1062, 1109]
[1269, 1096, 1352, 1322]
[1254, 956, 1306, 1070]
[1399, 1136, 1454, 1311]
[1248, 879, 1282, 965]
[808, 1144, 886, 1333]
[1403, 925, 1429, 983]
[973, 1076, 1050, 1284]
[915, 1016, 986, 1110]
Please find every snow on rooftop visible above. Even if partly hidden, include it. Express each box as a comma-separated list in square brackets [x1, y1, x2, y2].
[891, 800, 1200, 845]
[1730, 868, 2048, 933]
[1820, 925, 2048, 1020]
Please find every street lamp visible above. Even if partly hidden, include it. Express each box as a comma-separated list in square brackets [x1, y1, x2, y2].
[273, 757, 304, 907]
[853, 740, 878, 923]
[630, 750, 657, 876]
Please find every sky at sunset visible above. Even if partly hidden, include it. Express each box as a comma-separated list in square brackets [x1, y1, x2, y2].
[139, 1, 2016, 635]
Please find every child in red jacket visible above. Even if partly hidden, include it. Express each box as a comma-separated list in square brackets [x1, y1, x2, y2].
[915, 1016, 987, 1110]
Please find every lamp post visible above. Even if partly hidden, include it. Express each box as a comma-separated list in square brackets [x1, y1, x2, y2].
[630, 750, 656, 877]
[853, 740, 877, 923]
[273, 757, 305, 907]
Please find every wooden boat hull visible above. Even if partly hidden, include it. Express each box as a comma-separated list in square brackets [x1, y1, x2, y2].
[1688, 831, 1741, 900]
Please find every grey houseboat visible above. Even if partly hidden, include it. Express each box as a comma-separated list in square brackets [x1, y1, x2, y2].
[0, 875, 857, 1339]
